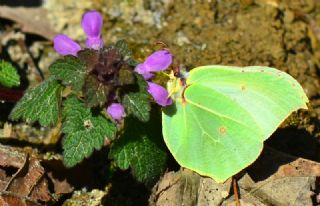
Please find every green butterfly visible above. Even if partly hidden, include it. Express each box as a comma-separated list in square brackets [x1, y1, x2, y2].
[162, 65, 308, 182]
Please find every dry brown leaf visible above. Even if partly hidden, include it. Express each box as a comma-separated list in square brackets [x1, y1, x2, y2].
[197, 177, 232, 206]
[240, 175, 315, 206]
[149, 168, 232, 206]
[150, 147, 319, 206]
[236, 147, 318, 206]
[0, 6, 56, 39]
[149, 169, 201, 206]
[0, 144, 73, 206]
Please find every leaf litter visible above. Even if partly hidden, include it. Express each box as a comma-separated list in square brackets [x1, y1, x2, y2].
[150, 147, 320, 206]
[0, 144, 73, 206]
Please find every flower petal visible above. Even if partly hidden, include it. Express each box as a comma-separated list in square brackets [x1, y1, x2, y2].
[81, 10, 103, 38]
[147, 82, 173, 107]
[143, 50, 173, 72]
[86, 36, 103, 49]
[134, 63, 154, 80]
[107, 103, 125, 121]
[53, 34, 81, 56]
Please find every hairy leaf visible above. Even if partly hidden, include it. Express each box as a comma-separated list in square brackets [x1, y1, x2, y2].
[62, 96, 116, 167]
[109, 112, 167, 184]
[9, 78, 61, 126]
[122, 92, 150, 122]
[121, 73, 151, 122]
[49, 56, 86, 91]
[110, 39, 138, 66]
[83, 75, 111, 107]
[0, 60, 20, 88]
[135, 73, 148, 91]
[77, 49, 99, 69]
[115, 39, 132, 61]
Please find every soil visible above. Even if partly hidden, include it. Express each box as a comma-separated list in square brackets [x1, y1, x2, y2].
[1, 0, 320, 205]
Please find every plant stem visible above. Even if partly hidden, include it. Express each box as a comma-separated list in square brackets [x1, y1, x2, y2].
[233, 176, 241, 206]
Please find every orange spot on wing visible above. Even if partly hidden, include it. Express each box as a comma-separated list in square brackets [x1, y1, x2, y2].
[219, 127, 226, 134]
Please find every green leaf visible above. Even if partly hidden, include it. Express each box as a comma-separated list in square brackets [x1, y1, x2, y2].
[62, 96, 116, 167]
[9, 78, 62, 126]
[83, 75, 111, 107]
[0, 60, 20, 88]
[49, 56, 86, 91]
[122, 73, 151, 122]
[122, 92, 150, 122]
[115, 39, 132, 61]
[135, 72, 148, 91]
[163, 65, 309, 183]
[127, 58, 139, 67]
[111, 39, 138, 66]
[109, 112, 167, 184]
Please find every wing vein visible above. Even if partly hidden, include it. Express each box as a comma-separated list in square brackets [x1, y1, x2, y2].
[186, 98, 254, 132]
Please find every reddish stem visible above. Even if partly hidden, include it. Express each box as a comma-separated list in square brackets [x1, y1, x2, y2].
[233, 177, 241, 206]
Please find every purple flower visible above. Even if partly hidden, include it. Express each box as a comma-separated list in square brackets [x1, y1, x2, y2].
[147, 82, 172, 107]
[135, 64, 154, 80]
[81, 11, 103, 49]
[144, 50, 173, 72]
[107, 103, 125, 121]
[135, 50, 173, 80]
[86, 37, 103, 50]
[53, 34, 81, 56]
[53, 11, 105, 56]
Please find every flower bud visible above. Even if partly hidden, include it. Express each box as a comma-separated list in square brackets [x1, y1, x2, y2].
[107, 103, 125, 121]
